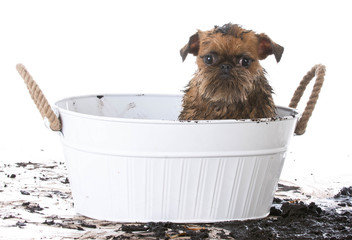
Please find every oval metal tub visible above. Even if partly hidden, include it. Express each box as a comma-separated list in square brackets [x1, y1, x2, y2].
[55, 94, 299, 223]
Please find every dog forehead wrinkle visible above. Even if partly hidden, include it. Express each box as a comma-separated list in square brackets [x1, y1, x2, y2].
[200, 36, 257, 64]
[199, 37, 224, 55]
[201, 40, 211, 47]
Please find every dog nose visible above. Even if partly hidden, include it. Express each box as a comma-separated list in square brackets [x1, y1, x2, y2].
[221, 64, 232, 73]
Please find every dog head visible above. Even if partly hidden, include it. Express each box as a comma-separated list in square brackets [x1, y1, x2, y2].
[180, 23, 284, 103]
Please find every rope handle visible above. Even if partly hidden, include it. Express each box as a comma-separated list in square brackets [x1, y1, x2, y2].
[16, 64, 62, 131]
[289, 64, 326, 135]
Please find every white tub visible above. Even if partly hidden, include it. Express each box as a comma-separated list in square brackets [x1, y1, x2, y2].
[55, 94, 299, 223]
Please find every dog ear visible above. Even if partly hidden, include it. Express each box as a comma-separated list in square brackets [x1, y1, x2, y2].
[180, 32, 200, 62]
[257, 33, 284, 62]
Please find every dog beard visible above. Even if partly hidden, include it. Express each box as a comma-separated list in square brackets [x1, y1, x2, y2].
[195, 68, 265, 104]
[180, 67, 275, 120]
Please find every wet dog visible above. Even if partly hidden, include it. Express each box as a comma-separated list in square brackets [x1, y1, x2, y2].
[179, 23, 283, 120]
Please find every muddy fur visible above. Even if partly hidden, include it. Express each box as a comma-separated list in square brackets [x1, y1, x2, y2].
[179, 23, 284, 120]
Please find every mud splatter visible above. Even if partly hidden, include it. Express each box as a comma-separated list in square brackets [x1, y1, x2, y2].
[1, 157, 351, 239]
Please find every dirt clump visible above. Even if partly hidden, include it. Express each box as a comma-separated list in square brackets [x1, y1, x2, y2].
[117, 198, 352, 240]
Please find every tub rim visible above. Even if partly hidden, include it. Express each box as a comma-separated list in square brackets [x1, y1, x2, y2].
[55, 93, 300, 125]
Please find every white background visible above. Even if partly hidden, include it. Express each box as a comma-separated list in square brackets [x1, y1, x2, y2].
[0, 0, 351, 196]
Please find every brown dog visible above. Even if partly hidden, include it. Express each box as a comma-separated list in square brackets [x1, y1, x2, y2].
[179, 23, 284, 120]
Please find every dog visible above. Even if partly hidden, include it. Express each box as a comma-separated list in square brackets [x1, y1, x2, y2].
[179, 23, 284, 120]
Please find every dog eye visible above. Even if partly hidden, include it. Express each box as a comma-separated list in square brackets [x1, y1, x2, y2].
[239, 57, 252, 68]
[203, 54, 217, 65]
